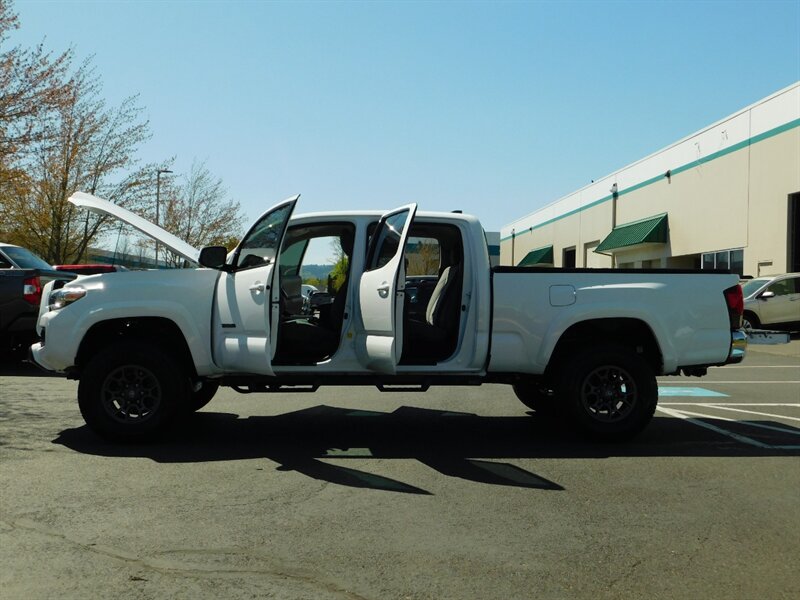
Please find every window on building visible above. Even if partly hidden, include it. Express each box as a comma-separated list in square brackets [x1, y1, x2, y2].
[730, 249, 744, 276]
[702, 248, 744, 277]
[563, 247, 576, 268]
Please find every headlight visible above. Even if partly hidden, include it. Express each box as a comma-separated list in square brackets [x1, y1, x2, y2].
[48, 286, 87, 310]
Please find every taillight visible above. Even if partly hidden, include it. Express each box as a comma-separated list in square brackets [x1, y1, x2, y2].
[723, 284, 743, 329]
[23, 275, 43, 305]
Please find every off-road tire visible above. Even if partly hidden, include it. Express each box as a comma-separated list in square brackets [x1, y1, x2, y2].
[512, 380, 561, 417]
[78, 342, 188, 441]
[187, 381, 219, 412]
[557, 344, 658, 441]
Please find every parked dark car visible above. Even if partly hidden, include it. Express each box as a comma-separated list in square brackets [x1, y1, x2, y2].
[54, 264, 128, 276]
[0, 269, 43, 357]
[0, 243, 75, 286]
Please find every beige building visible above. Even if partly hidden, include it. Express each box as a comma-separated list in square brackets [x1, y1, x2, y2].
[501, 82, 800, 277]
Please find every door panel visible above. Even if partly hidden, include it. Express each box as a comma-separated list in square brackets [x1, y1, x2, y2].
[358, 204, 417, 374]
[212, 196, 299, 373]
[213, 264, 274, 373]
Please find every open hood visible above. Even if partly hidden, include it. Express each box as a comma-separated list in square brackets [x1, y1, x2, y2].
[69, 191, 200, 265]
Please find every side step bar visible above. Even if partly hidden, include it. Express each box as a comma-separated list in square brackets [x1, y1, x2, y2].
[376, 384, 430, 393]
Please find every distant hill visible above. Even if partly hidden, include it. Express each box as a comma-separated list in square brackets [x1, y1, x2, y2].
[301, 264, 333, 282]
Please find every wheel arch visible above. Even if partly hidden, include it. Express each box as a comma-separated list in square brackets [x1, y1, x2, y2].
[75, 317, 197, 379]
[742, 309, 761, 329]
[544, 317, 664, 378]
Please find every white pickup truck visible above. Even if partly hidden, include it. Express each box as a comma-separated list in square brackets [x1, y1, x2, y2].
[31, 193, 747, 442]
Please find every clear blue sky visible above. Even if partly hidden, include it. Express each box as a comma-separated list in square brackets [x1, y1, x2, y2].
[9, 0, 800, 233]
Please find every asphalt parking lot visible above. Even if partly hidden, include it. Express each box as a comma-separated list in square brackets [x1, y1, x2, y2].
[1, 339, 798, 600]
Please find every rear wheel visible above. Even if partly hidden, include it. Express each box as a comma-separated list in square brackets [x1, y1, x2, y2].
[187, 381, 219, 412]
[78, 342, 188, 441]
[513, 380, 560, 416]
[558, 344, 658, 441]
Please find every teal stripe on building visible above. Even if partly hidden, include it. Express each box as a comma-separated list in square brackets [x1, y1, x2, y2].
[501, 117, 800, 243]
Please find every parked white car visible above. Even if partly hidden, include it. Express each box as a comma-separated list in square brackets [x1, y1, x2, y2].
[741, 273, 800, 330]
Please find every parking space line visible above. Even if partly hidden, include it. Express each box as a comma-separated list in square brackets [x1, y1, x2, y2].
[657, 401, 800, 450]
[660, 403, 800, 406]
[725, 365, 800, 368]
[660, 407, 800, 435]
[693, 404, 800, 422]
[659, 381, 800, 384]
[657, 406, 775, 448]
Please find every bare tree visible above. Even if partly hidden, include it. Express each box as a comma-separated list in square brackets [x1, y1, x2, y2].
[0, 2, 242, 267]
[2, 57, 153, 263]
[407, 240, 440, 275]
[0, 0, 72, 169]
[158, 161, 245, 267]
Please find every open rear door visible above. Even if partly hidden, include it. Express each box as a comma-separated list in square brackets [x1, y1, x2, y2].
[357, 204, 417, 374]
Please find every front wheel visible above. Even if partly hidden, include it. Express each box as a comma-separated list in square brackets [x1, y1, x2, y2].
[742, 311, 760, 331]
[558, 344, 658, 441]
[78, 342, 188, 441]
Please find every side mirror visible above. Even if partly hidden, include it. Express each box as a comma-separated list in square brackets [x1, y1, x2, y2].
[198, 246, 228, 269]
[759, 291, 775, 300]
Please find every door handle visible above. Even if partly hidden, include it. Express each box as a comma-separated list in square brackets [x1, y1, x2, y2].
[377, 283, 390, 298]
[249, 282, 265, 293]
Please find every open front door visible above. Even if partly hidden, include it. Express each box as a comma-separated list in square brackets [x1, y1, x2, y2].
[357, 204, 417, 374]
[212, 196, 299, 374]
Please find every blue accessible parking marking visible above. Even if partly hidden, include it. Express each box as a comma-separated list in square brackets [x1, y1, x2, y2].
[657, 387, 729, 398]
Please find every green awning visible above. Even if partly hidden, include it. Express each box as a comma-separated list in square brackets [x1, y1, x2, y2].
[595, 214, 668, 253]
[518, 245, 554, 266]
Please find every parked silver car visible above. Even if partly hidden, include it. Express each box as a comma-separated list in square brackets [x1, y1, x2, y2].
[741, 273, 800, 330]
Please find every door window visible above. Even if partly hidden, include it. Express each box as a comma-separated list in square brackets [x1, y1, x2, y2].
[767, 277, 799, 296]
[366, 210, 410, 271]
[235, 203, 294, 269]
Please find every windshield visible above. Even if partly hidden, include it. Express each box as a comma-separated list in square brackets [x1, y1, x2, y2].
[1, 245, 52, 270]
[741, 278, 769, 297]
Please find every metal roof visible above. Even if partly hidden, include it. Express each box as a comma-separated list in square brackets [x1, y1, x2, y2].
[595, 214, 668, 253]
[518, 245, 554, 266]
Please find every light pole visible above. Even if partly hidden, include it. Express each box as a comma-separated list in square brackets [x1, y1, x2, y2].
[155, 169, 172, 267]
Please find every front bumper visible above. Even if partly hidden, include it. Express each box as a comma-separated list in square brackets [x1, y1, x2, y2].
[29, 308, 79, 373]
[29, 341, 61, 373]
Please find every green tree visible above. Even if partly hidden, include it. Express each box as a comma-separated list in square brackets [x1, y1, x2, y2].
[326, 237, 349, 292]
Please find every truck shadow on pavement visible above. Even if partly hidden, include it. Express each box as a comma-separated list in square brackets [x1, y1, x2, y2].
[53, 404, 800, 494]
[0, 358, 61, 377]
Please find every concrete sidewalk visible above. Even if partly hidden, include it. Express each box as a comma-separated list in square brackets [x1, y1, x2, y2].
[746, 332, 800, 359]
